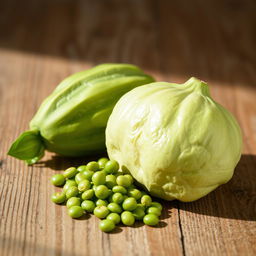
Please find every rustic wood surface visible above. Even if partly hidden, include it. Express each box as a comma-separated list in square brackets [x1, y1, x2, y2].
[0, 0, 256, 255]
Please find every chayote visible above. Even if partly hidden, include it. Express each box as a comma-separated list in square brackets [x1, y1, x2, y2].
[106, 77, 242, 202]
[8, 63, 154, 164]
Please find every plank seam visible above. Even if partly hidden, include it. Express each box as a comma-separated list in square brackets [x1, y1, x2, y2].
[178, 203, 186, 256]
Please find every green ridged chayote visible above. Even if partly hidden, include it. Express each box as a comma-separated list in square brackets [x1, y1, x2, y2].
[8, 63, 154, 164]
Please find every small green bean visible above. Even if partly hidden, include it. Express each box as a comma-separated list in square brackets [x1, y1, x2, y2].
[141, 195, 152, 207]
[68, 206, 84, 218]
[87, 161, 100, 172]
[93, 206, 109, 219]
[63, 167, 78, 179]
[122, 197, 137, 211]
[51, 192, 66, 204]
[132, 207, 145, 220]
[104, 160, 119, 174]
[75, 172, 87, 184]
[147, 207, 161, 216]
[81, 189, 94, 200]
[105, 175, 117, 188]
[127, 188, 142, 200]
[94, 185, 109, 199]
[107, 213, 121, 224]
[51, 174, 65, 186]
[92, 171, 106, 185]
[66, 186, 79, 199]
[81, 200, 95, 212]
[112, 185, 127, 194]
[99, 219, 115, 232]
[121, 211, 135, 226]
[107, 203, 122, 214]
[116, 175, 132, 188]
[66, 197, 81, 208]
[143, 214, 159, 226]
[78, 179, 91, 192]
[96, 199, 108, 207]
[77, 165, 87, 172]
[112, 193, 124, 204]
[98, 157, 109, 169]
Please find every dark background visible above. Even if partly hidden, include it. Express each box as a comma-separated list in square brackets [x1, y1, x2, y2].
[1, 0, 256, 85]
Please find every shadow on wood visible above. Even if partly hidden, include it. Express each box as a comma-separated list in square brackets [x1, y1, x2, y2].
[36, 152, 256, 222]
[36, 153, 108, 170]
[178, 154, 256, 221]
[0, 235, 77, 256]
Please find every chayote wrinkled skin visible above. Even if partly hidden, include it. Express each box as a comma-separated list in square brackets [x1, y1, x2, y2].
[106, 77, 242, 202]
[8, 63, 154, 164]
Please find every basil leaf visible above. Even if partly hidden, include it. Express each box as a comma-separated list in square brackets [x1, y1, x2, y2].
[8, 130, 45, 164]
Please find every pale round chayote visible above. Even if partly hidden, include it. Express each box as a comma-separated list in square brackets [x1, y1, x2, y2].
[106, 77, 242, 202]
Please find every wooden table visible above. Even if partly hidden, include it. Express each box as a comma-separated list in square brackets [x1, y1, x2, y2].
[1, 0, 255, 255]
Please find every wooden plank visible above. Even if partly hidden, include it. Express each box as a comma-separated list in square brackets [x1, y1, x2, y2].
[0, 0, 256, 256]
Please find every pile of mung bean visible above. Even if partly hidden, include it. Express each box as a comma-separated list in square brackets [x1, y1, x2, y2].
[50, 158, 163, 232]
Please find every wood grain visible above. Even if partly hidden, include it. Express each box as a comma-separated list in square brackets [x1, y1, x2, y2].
[0, 0, 255, 255]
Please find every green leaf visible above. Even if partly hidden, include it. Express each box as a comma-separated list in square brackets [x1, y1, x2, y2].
[8, 130, 45, 164]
